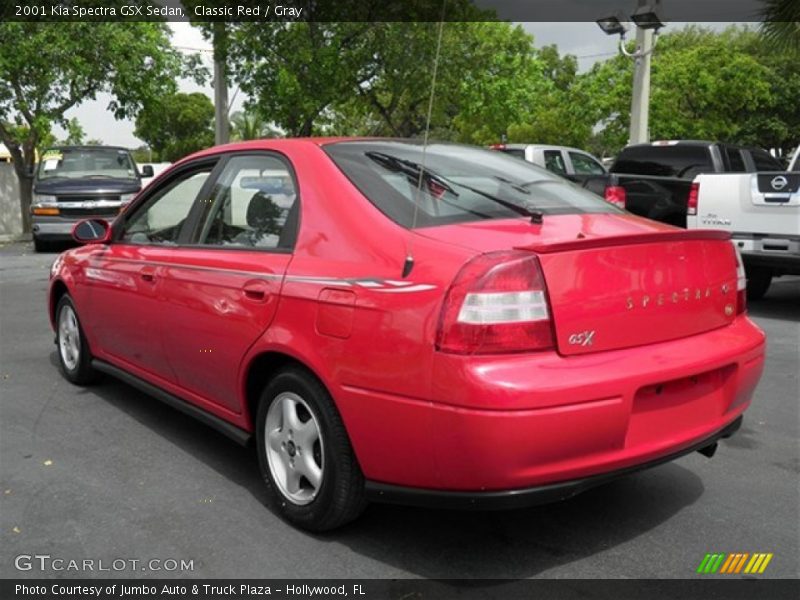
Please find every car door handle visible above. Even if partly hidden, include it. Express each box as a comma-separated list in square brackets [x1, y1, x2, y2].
[242, 280, 270, 302]
[140, 267, 156, 282]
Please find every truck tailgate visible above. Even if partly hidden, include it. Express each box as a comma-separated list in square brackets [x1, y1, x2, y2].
[693, 173, 800, 237]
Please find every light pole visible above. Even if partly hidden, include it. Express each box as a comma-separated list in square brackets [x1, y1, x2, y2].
[597, 1, 665, 145]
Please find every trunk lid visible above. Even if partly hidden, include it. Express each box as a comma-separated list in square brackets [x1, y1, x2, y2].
[419, 214, 740, 356]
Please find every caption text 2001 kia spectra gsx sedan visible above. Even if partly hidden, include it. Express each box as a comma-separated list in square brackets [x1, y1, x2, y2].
[48, 139, 765, 531]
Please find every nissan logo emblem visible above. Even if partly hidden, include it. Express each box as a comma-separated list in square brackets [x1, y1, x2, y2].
[771, 175, 788, 191]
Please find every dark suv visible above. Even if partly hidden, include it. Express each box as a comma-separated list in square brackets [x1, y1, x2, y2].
[31, 146, 153, 251]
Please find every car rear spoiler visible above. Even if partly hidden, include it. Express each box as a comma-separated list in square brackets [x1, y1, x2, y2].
[517, 229, 731, 254]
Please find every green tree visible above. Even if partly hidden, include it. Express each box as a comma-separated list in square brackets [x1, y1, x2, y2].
[60, 118, 85, 146]
[760, 0, 800, 52]
[134, 92, 214, 162]
[230, 110, 278, 141]
[0, 11, 198, 230]
[579, 26, 793, 156]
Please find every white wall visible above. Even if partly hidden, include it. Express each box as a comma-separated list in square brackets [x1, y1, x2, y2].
[0, 164, 23, 241]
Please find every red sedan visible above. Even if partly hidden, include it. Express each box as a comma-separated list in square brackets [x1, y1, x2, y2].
[49, 139, 765, 531]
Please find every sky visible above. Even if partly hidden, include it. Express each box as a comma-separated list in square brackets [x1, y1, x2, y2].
[52, 21, 732, 148]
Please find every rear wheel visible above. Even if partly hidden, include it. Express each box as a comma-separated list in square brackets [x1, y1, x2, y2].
[256, 367, 366, 531]
[55, 295, 97, 385]
[745, 266, 772, 300]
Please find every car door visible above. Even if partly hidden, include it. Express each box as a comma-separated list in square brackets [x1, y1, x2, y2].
[542, 149, 568, 178]
[154, 153, 299, 414]
[566, 151, 607, 186]
[82, 158, 219, 382]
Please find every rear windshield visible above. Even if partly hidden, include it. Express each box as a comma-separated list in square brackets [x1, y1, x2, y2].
[324, 141, 618, 228]
[611, 145, 713, 178]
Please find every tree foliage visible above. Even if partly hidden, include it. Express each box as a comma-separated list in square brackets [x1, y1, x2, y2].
[134, 92, 215, 162]
[0, 10, 200, 230]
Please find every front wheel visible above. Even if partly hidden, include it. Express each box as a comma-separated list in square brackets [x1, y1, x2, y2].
[745, 266, 772, 300]
[256, 367, 366, 531]
[55, 295, 97, 385]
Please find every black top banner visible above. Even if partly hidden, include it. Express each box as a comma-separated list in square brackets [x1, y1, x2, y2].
[0, 0, 791, 22]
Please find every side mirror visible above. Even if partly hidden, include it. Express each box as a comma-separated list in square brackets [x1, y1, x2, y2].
[140, 165, 154, 178]
[72, 219, 111, 245]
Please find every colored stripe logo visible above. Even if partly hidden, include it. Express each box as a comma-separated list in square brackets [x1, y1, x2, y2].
[697, 553, 773, 574]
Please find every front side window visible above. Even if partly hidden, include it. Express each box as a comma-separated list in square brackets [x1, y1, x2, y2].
[193, 155, 298, 250]
[121, 170, 211, 244]
[38, 147, 137, 181]
[569, 152, 605, 175]
[324, 141, 617, 228]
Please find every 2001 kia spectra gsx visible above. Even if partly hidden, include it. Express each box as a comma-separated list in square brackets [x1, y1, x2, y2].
[49, 139, 766, 531]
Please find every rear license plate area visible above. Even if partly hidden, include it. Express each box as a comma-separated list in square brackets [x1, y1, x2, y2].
[626, 365, 736, 447]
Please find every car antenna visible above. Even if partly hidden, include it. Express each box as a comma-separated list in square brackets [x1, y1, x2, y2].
[404, 0, 447, 279]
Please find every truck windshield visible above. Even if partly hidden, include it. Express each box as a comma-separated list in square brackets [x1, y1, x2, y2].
[324, 141, 617, 228]
[37, 147, 137, 180]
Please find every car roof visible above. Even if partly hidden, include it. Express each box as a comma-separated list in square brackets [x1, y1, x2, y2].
[47, 145, 132, 151]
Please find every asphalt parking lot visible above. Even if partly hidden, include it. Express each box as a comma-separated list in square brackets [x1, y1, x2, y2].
[1, 241, 798, 580]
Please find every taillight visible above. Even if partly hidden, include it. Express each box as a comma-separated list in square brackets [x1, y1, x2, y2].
[436, 251, 554, 354]
[732, 241, 747, 314]
[687, 182, 699, 215]
[604, 185, 626, 209]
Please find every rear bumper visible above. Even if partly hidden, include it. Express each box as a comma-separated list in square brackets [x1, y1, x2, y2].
[365, 416, 742, 510]
[339, 317, 765, 492]
[734, 235, 800, 273]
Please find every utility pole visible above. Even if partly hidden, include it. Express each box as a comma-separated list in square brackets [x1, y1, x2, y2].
[596, 0, 663, 146]
[213, 22, 230, 145]
[629, 24, 654, 145]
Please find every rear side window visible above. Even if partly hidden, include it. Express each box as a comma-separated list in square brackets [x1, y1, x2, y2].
[497, 148, 525, 160]
[724, 147, 747, 172]
[193, 155, 298, 250]
[612, 145, 713, 178]
[543, 150, 567, 175]
[751, 149, 783, 172]
[324, 141, 618, 228]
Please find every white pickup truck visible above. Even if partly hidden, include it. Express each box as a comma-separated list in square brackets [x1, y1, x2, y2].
[688, 168, 800, 299]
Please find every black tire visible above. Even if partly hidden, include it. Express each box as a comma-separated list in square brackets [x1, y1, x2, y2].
[745, 266, 772, 300]
[55, 294, 97, 385]
[256, 366, 366, 531]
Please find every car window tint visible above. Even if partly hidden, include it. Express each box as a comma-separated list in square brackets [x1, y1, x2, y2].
[543, 150, 567, 175]
[725, 147, 747, 172]
[196, 155, 298, 250]
[121, 170, 211, 245]
[611, 145, 713, 178]
[325, 141, 617, 228]
[569, 152, 605, 175]
[751, 149, 783, 172]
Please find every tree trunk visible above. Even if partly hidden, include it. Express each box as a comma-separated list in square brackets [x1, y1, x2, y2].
[18, 173, 33, 233]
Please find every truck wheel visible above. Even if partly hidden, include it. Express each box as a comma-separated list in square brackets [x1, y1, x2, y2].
[746, 267, 772, 300]
[256, 366, 366, 532]
[33, 237, 52, 253]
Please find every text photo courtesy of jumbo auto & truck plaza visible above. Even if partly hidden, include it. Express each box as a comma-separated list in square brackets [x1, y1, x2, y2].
[0, 1, 798, 600]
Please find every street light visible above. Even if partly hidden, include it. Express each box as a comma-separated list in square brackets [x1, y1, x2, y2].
[596, 1, 666, 145]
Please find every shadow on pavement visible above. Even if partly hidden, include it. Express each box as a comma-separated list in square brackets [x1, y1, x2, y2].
[747, 277, 800, 322]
